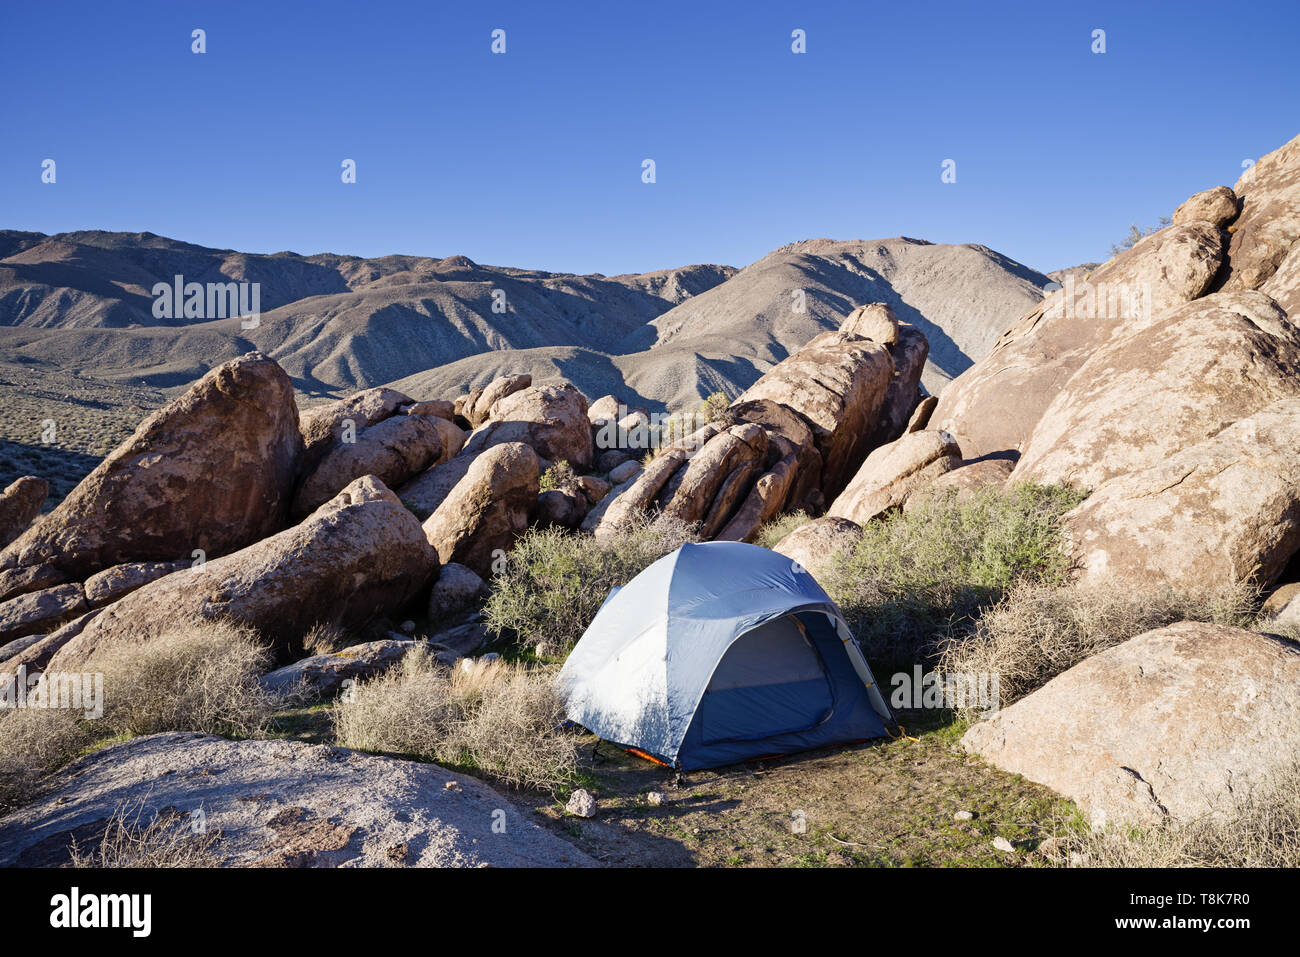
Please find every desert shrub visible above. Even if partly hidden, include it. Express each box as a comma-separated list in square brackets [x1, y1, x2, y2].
[90, 618, 276, 737]
[69, 801, 221, 868]
[822, 483, 1088, 664]
[755, 510, 811, 550]
[698, 391, 736, 426]
[0, 618, 275, 812]
[301, 620, 352, 657]
[1067, 759, 1300, 868]
[539, 460, 577, 493]
[483, 513, 698, 654]
[939, 580, 1258, 722]
[1109, 215, 1172, 256]
[331, 647, 577, 791]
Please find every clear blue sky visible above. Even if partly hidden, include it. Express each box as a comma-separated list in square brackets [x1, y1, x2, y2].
[3, 0, 1297, 276]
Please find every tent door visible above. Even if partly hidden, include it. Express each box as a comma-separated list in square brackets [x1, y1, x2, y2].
[697, 615, 834, 745]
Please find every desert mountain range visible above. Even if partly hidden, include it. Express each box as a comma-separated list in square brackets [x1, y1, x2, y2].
[0, 229, 1049, 410]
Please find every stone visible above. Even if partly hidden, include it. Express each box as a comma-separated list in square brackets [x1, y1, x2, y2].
[903, 458, 1015, 512]
[421, 443, 540, 578]
[260, 639, 421, 699]
[0, 583, 87, 646]
[828, 430, 962, 525]
[737, 331, 894, 500]
[298, 387, 412, 475]
[0, 353, 303, 588]
[0, 477, 48, 550]
[841, 302, 901, 346]
[48, 476, 437, 669]
[460, 383, 594, 470]
[427, 563, 488, 622]
[292, 413, 445, 518]
[1013, 291, 1300, 489]
[1172, 185, 1239, 227]
[0, 733, 593, 867]
[1063, 397, 1300, 590]
[963, 622, 1300, 828]
[466, 374, 532, 427]
[534, 488, 589, 530]
[771, 516, 861, 587]
[566, 788, 597, 818]
[82, 560, 188, 607]
[1223, 132, 1300, 291]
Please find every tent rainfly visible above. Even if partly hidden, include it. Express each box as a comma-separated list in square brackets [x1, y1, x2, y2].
[558, 541, 895, 770]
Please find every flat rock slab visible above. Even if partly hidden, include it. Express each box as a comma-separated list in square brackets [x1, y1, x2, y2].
[0, 732, 594, 868]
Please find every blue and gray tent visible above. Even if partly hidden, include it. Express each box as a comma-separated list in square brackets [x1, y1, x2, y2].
[558, 541, 895, 770]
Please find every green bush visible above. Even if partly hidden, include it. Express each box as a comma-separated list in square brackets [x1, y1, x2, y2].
[755, 510, 811, 550]
[483, 514, 698, 656]
[822, 483, 1088, 665]
[539, 460, 577, 493]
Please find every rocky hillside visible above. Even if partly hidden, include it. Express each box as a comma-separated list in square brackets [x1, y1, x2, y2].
[0, 230, 1047, 411]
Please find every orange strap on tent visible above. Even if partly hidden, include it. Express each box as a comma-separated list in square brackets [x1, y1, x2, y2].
[623, 746, 671, 767]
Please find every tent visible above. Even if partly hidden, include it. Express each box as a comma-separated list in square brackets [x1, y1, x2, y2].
[558, 541, 895, 770]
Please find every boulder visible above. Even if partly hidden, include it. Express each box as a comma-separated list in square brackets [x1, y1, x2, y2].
[82, 559, 188, 607]
[841, 302, 900, 346]
[962, 622, 1300, 828]
[427, 563, 488, 622]
[828, 430, 962, 525]
[1013, 291, 1300, 489]
[1172, 185, 1239, 227]
[421, 443, 540, 578]
[772, 516, 861, 587]
[586, 424, 721, 536]
[260, 639, 422, 699]
[0, 733, 593, 867]
[0, 583, 87, 646]
[1064, 396, 1300, 590]
[534, 489, 589, 529]
[1261, 236, 1300, 318]
[1261, 582, 1300, 629]
[0, 477, 48, 550]
[404, 399, 456, 422]
[868, 322, 930, 449]
[460, 383, 594, 470]
[292, 414, 445, 518]
[466, 374, 532, 427]
[0, 609, 102, 674]
[596, 449, 635, 474]
[659, 423, 769, 529]
[396, 453, 477, 521]
[606, 459, 641, 485]
[48, 476, 437, 669]
[0, 353, 303, 589]
[0, 564, 67, 605]
[906, 395, 937, 433]
[932, 222, 1226, 461]
[575, 475, 611, 505]
[904, 458, 1014, 512]
[738, 331, 894, 500]
[1223, 132, 1300, 291]
[587, 394, 622, 426]
[298, 387, 412, 475]
[717, 453, 801, 543]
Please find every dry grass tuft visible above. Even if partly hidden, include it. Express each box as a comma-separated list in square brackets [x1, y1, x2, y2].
[939, 579, 1258, 720]
[331, 647, 577, 792]
[1067, 760, 1300, 868]
[69, 801, 221, 868]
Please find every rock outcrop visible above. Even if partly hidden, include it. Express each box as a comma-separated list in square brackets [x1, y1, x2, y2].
[963, 622, 1300, 828]
[0, 477, 48, 550]
[48, 476, 436, 669]
[828, 430, 961, 525]
[421, 443, 540, 578]
[1063, 396, 1300, 590]
[0, 353, 303, 596]
[771, 516, 861, 587]
[298, 387, 412, 475]
[460, 383, 594, 470]
[0, 733, 593, 867]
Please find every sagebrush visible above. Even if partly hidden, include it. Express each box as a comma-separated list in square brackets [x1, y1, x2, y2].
[331, 647, 577, 792]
